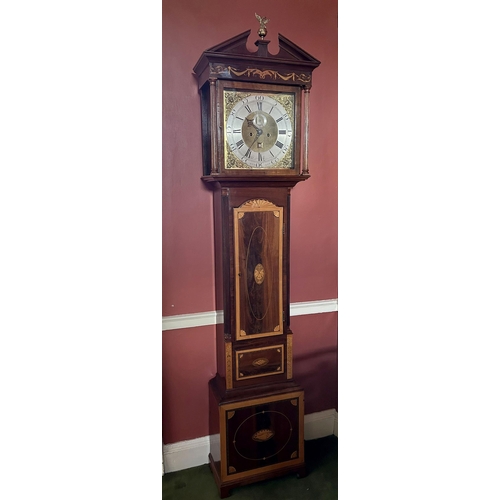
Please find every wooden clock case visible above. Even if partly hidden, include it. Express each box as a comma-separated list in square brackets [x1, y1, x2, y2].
[194, 29, 320, 498]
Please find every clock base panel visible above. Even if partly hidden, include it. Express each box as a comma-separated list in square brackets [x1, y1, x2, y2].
[208, 377, 306, 498]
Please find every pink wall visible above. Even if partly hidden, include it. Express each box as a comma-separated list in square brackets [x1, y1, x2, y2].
[163, 0, 337, 444]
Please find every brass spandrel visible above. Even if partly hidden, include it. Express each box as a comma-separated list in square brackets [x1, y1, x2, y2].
[223, 90, 252, 122]
[226, 142, 294, 170]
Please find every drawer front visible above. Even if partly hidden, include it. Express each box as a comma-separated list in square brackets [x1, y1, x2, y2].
[236, 344, 284, 381]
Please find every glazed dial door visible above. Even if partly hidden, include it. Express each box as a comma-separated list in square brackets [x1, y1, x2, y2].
[224, 91, 295, 169]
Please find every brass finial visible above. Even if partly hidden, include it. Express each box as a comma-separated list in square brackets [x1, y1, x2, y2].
[255, 13, 270, 39]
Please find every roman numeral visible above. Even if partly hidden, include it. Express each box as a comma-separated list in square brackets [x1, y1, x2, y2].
[279, 130, 286, 135]
[245, 104, 252, 113]
[276, 141, 284, 149]
[244, 148, 252, 158]
[236, 139, 244, 148]
[258, 152, 263, 162]
[257, 102, 262, 111]
[233, 129, 241, 134]
[276, 117, 283, 123]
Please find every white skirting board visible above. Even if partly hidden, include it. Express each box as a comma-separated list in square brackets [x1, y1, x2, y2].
[163, 408, 338, 474]
[162, 298, 338, 331]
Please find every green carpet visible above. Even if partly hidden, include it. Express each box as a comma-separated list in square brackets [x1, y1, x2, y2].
[162, 434, 338, 499]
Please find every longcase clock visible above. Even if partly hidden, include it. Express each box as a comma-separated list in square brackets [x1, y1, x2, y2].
[193, 18, 320, 498]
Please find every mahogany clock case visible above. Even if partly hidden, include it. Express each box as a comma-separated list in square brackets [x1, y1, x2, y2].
[208, 377, 306, 498]
[210, 182, 302, 391]
[194, 27, 321, 498]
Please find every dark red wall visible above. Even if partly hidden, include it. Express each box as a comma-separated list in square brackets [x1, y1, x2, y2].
[163, 0, 337, 444]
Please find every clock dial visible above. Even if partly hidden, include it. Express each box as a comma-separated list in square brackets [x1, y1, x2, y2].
[225, 92, 294, 169]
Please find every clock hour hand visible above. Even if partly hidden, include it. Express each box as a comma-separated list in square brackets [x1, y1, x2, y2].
[249, 128, 263, 149]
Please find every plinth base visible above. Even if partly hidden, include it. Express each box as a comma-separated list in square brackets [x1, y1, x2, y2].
[209, 452, 307, 498]
[208, 377, 306, 498]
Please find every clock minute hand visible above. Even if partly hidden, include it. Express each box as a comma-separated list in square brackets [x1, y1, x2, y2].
[246, 118, 258, 129]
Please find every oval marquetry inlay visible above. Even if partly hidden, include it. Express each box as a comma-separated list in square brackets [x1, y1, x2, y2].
[254, 263, 265, 284]
[234, 411, 292, 461]
[252, 357, 269, 367]
[252, 429, 275, 442]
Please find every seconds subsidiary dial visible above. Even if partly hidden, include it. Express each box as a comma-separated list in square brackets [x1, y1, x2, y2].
[224, 91, 294, 169]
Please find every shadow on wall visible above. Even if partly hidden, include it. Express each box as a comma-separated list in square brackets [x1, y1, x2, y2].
[294, 347, 338, 414]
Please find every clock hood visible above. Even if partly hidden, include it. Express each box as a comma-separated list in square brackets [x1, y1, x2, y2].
[193, 30, 320, 89]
